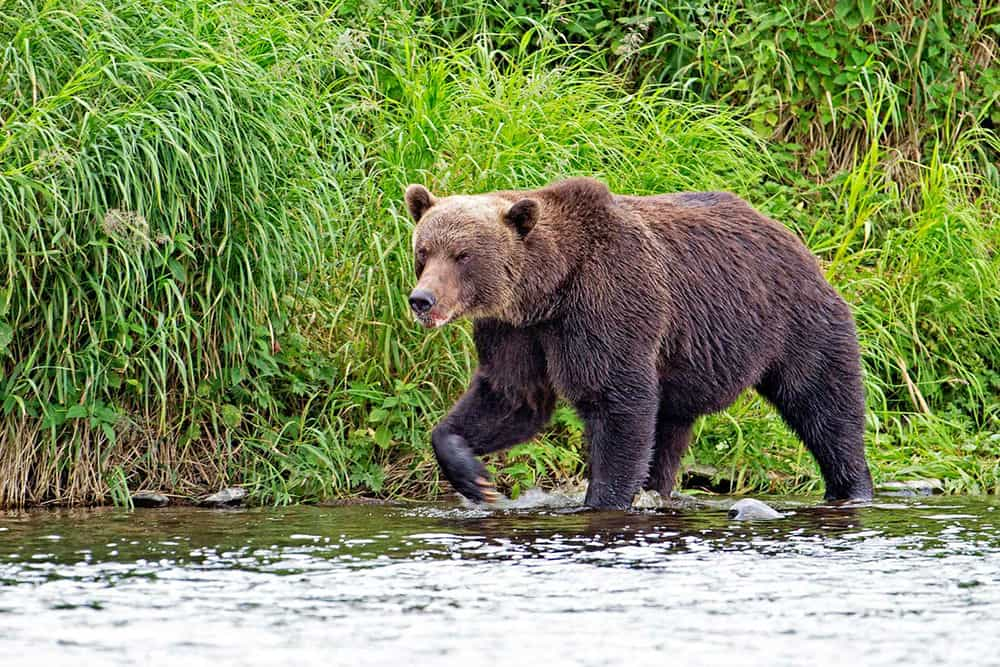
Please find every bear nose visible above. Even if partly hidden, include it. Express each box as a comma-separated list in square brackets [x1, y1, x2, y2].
[408, 289, 436, 315]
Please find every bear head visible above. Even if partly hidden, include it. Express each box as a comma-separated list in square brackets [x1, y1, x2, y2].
[404, 184, 538, 328]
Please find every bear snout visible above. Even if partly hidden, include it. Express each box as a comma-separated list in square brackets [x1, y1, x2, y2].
[408, 288, 436, 315]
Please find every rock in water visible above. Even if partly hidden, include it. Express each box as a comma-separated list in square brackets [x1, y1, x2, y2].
[200, 487, 247, 507]
[728, 498, 782, 521]
[131, 491, 169, 508]
[877, 479, 943, 497]
[632, 489, 669, 509]
[681, 463, 736, 494]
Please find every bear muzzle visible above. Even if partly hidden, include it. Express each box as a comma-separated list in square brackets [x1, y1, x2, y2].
[408, 288, 435, 315]
[409, 288, 454, 328]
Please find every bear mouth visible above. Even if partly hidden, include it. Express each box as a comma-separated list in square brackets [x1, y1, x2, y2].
[416, 308, 455, 329]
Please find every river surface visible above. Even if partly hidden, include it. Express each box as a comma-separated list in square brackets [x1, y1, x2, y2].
[2, 492, 999, 666]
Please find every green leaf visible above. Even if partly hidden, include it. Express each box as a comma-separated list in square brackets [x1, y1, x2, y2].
[859, 0, 875, 22]
[0, 322, 12, 356]
[220, 404, 242, 429]
[367, 407, 388, 423]
[66, 405, 88, 419]
[809, 38, 837, 59]
[93, 404, 118, 423]
[41, 407, 67, 430]
[374, 425, 392, 448]
[167, 257, 187, 283]
[2, 395, 19, 415]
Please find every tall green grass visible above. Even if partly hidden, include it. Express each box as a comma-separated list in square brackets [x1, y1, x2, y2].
[0, 0, 350, 504]
[0, 0, 997, 506]
[415, 0, 999, 179]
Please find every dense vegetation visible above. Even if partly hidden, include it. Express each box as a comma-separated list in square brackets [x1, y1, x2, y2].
[0, 0, 997, 507]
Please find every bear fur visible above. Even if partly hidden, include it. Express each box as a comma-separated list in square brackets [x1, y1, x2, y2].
[405, 177, 873, 509]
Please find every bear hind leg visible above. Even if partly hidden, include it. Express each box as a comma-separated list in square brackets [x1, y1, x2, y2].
[756, 359, 873, 501]
[643, 410, 694, 496]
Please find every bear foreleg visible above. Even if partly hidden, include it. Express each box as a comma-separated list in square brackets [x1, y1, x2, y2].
[576, 385, 658, 510]
[643, 412, 695, 496]
[431, 372, 555, 503]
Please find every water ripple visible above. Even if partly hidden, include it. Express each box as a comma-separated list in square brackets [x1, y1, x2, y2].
[1, 494, 999, 666]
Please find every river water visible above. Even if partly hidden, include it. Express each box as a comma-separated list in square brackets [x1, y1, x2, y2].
[2, 492, 999, 666]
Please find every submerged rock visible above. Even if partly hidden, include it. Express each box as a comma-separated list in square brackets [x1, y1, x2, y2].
[681, 464, 736, 494]
[498, 488, 580, 510]
[131, 491, 169, 508]
[632, 489, 669, 509]
[728, 498, 782, 521]
[200, 487, 247, 507]
[878, 479, 944, 497]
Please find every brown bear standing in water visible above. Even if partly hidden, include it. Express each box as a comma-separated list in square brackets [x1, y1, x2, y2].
[404, 177, 873, 509]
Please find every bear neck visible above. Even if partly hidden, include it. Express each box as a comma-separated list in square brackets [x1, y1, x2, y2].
[501, 225, 575, 326]
[503, 179, 614, 326]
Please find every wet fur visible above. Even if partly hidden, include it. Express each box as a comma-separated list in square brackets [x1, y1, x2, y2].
[412, 177, 873, 509]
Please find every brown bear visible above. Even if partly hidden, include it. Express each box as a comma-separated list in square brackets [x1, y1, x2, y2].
[404, 177, 873, 509]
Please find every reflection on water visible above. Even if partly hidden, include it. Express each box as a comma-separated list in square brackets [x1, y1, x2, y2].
[2, 493, 999, 666]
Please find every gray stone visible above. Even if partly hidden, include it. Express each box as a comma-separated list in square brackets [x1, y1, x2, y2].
[728, 498, 783, 521]
[877, 479, 944, 497]
[632, 489, 669, 509]
[683, 463, 720, 477]
[681, 463, 735, 493]
[200, 487, 247, 507]
[131, 491, 169, 508]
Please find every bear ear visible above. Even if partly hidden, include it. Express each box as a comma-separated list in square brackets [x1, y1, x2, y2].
[504, 198, 538, 238]
[405, 184, 436, 222]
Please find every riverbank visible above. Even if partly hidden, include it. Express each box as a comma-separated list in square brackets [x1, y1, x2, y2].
[1, 0, 997, 507]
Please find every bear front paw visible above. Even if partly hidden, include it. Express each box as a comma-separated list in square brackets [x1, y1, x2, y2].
[431, 431, 500, 504]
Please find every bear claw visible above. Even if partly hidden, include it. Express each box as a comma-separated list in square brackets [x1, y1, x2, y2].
[475, 477, 500, 503]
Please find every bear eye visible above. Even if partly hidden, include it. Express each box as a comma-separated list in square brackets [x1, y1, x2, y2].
[456, 251, 471, 265]
[416, 247, 427, 262]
